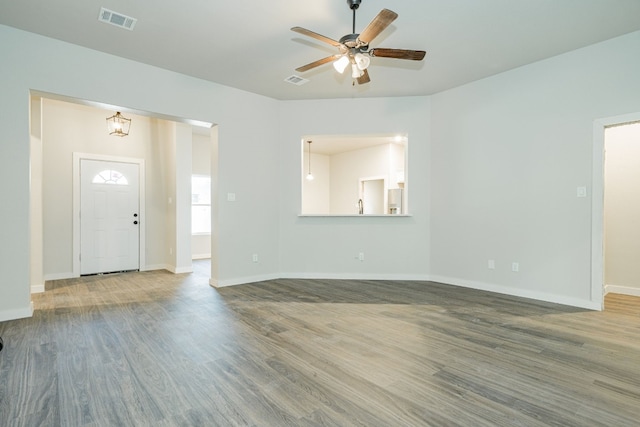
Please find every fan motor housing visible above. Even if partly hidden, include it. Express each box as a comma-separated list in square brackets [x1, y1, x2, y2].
[339, 33, 368, 51]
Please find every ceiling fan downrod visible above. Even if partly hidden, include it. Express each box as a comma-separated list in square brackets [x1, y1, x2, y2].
[348, 0, 361, 34]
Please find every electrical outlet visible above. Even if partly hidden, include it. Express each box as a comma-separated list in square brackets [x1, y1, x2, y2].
[252, 254, 258, 263]
[488, 259, 495, 269]
[512, 262, 519, 272]
[227, 193, 236, 202]
[358, 252, 365, 261]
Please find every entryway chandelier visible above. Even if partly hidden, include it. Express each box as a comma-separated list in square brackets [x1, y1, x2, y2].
[106, 112, 131, 137]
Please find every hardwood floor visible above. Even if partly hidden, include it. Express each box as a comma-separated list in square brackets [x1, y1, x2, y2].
[1, 262, 639, 426]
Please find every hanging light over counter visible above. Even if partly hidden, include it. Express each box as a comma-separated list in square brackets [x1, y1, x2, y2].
[306, 140, 314, 181]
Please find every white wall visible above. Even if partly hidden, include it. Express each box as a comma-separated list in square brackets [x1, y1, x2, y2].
[278, 96, 431, 278]
[604, 123, 640, 296]
[429, 31, 640, 309]
[0, 25, 280, 320]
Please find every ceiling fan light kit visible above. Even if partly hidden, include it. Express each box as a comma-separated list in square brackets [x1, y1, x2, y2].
[354, 52, 370, 70]
[333, 55, 350, 73]
[292, 0, 426, 85]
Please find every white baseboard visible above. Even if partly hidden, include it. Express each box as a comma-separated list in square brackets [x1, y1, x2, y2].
[605, 284, 640, 297]
[44, 272, 75, 281]
[140, 264, 170, 272]
[192, 254, 211, 260]
[211, 273, 280, 288]
[31, 283, 45, 294]
[0, 303, 33, 322]
[429, 275, 602, 310]
[278, 272, 431, 281]
[143, 264, 192, 274]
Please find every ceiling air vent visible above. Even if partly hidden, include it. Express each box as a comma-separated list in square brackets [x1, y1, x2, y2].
[284, 75, 309, 86]
[98, 7, 137, 31]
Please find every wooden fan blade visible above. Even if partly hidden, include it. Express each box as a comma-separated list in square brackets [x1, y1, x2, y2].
[370, 48, 426, 61]
[295, 54, 342, 72]
[357, 68, 370, 85]
[291, 27, 343, 47]
[357, 9, 398, 45]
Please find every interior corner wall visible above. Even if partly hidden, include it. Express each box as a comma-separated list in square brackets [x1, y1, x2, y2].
[174, 123, 193, 273]
[604, 122, 640, 296]
[0, 57, 31, 321]
[162, 121, 178, 271]
[428, 30, 640, 309]
[29, 96, 44, 294]
[0, 24, 280, 319]
[278, 96, 431, 279]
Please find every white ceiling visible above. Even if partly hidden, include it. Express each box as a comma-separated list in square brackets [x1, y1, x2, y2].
[2, 0, 640, 101]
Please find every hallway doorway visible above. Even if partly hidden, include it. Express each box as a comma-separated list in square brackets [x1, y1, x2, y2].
[592, 112, 640, 309]
[603, 122, 640, 298]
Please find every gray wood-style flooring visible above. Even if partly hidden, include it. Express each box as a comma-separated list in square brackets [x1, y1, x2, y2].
[1, 261, 639, 426]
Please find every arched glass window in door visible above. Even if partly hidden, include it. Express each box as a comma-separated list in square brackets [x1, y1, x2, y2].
[92, 169, 129, 185]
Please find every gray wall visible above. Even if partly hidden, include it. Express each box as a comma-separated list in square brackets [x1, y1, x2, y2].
[2, 24, 640, 321]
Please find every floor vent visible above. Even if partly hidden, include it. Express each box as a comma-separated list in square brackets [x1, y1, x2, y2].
[98, 7, 137, 31]
[284, 75, 309, 86]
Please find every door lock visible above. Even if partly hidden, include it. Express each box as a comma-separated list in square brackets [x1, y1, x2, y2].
[133, 221, 138, 225]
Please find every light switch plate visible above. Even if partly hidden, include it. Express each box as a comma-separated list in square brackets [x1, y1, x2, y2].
[577, 186, 587, 198]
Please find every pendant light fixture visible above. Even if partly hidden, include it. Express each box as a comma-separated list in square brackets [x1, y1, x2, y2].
[306, 140, 314, 181]
[106, 111, 131, 137]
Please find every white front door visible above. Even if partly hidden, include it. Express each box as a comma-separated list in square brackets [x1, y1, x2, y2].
[80, 159, 140, 275]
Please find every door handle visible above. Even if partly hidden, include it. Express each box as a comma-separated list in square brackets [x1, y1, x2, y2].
[133, 220, 138, 225]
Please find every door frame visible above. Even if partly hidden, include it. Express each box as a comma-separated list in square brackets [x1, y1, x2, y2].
[72, 153, 146, 277]
[359, 175, 387, 215]
[592, 111, 640, 309]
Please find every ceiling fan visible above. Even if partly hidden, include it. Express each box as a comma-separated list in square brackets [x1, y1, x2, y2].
[291, 0, 426, 85]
